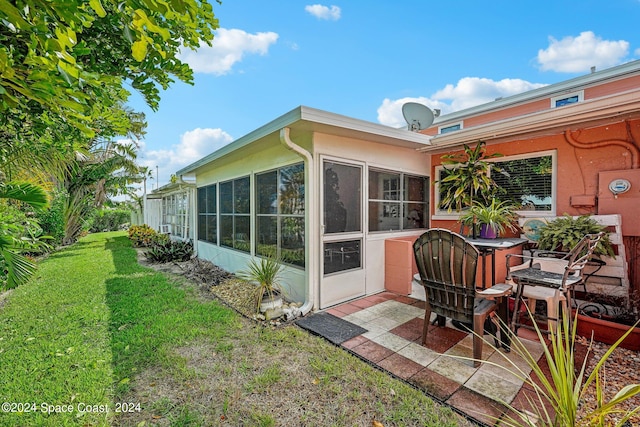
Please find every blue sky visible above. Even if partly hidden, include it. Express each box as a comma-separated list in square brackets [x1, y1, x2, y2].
[126, 0, 640, 189]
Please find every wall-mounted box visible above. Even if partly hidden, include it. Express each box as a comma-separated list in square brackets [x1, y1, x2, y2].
[598, 169, 640, 236]
[570, 194, 596, 208]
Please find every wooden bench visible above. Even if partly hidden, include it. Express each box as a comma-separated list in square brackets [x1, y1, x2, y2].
[518, 214, 629, 298]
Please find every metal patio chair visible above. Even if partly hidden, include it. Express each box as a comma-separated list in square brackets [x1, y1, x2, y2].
[413, 228, 498, 367]
[506, 232, 604, 333]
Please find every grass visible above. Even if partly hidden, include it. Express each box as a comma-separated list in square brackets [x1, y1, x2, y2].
[0, 232, 470, 426]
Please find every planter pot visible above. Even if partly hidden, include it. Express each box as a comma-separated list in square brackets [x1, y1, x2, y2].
[576, 312, 640, 351]
[479, 224, 497, 239]
[259, 292, 283, 313]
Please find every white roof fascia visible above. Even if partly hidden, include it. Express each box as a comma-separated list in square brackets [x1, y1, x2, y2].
[297, 106, 433, 144]
[420, 88, 640, 152]
[151, 181, 196, 195]
[432, 59, 640, 126]
[177, 106, 432, 176]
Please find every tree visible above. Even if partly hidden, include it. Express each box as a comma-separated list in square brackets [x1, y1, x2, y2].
[0, 0, 220, 136]
[61, 108, 145, 244]
[0, 0, 219, 283]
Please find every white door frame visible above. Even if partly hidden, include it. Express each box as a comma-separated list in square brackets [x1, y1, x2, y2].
[319, 156, 366, 308]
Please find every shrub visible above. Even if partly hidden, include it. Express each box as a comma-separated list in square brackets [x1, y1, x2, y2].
[128, 224, 167, 247]
[88, 209, 131, 232]
[36, 190, 66, 245]
[145, 240, 193, 263]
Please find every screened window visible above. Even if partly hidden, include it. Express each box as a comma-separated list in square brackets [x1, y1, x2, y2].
[324, 240, 361, 274]
[256, 163, 305, 267]
[197, 185, 217, 244]
[492, 154, 553, 212]
[219, 176, 251, 252]
[368, 169, 428, 232]
[324, 162, 361, 234]
[434, 151, 555, 216]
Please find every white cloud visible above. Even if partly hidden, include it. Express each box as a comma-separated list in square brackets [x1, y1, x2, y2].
[537, 31, 629, 73]
[140, 128, 233, 186]
[178, 28, 279, 75]
[377, 78, 546, 127]
[305, 4, 341, 20]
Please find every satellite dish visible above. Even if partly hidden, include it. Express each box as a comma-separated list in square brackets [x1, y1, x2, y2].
[402, 102, 435, 132]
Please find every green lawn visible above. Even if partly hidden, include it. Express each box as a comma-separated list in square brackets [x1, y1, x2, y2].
[0, 232, 468, 427]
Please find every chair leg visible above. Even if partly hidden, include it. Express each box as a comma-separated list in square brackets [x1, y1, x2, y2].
[472, 314, 485, 368]
[544, 292, 568, 332]
[545, 295, 559, 332]
[422, 305, 432, 345]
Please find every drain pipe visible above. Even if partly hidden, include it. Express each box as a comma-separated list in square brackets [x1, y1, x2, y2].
[280, 127, 316, 315]
[565, 129, 640, 169]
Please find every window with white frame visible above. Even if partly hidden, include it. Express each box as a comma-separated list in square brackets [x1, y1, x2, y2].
[551, 90, 583, 108]
[439, 122, 463, 134]
[434, 151, 555, 216]
[368, 169, 429, 232]
[255, 163, 305, 267]
[162, 191, 190, 240]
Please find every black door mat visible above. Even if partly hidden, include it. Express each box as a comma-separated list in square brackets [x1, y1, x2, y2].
[296, 312, 367, 345]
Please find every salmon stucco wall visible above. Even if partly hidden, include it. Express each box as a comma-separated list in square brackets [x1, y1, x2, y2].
[429, 118, 640, 285]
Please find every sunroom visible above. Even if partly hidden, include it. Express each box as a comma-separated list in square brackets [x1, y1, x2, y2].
[175, 106, 432, 312]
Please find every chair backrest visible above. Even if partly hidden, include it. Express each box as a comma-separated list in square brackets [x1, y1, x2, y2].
[562, 232, 605, 283]
[413, 228, 480, 323]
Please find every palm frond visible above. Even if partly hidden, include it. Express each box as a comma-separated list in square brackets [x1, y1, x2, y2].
[0, 181, 48, 210]
[1, 248, 36, 289]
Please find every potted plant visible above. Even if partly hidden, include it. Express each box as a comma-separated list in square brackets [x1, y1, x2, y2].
[535, 215, 639, 349]
[436, 141, 506, 212]
[459, 198, 519, 238]
[537, 214, 615, 257]
[237, 256, 286, 316]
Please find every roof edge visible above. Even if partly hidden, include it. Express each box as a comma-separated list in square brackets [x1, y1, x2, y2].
[432, 59, 640, 125]
[177, 106, 431, 176]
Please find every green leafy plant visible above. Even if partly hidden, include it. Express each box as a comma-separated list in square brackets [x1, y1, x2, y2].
[88, 208, 131, 232]
[36, 189, 67, 245]
[459, 198, 519, 236]
[436, 141, 506, 212]
[237, 257, 286, 313]
[145, 240, 193, 263]
[537, 214, 615, 257]
[0, 181, 49, 289]
[128, 224, 168, 247]
[490, 311, 640, 426]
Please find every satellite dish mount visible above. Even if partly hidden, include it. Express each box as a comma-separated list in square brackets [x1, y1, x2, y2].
[402, 102, 435, 132]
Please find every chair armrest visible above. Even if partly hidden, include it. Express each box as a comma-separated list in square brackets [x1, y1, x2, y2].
[476, 283, 512, 299]
[506, 253, 533, 278]
[533, 249, 572, 260]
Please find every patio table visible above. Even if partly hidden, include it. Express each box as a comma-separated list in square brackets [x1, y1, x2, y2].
[465, 237, 528, 289]
[466, 237, 527, 351]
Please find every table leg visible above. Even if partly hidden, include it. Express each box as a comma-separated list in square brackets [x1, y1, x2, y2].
[480, 251, 487, 289]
